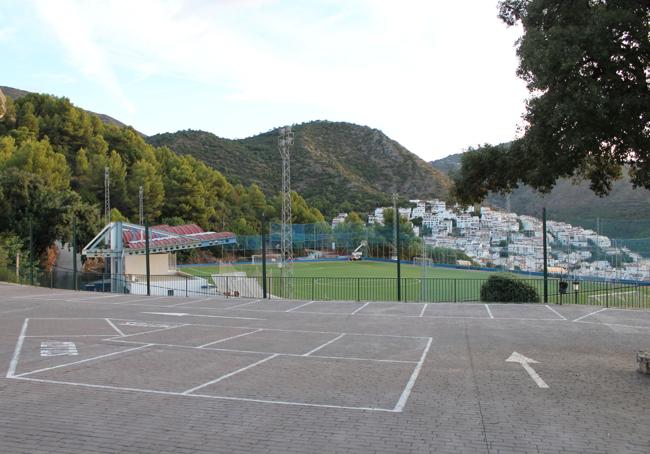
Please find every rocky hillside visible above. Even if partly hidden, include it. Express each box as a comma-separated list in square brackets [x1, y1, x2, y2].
[149, 121, 451, 217]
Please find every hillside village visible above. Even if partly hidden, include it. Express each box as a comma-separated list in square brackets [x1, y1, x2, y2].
[333, 200, 650, 282]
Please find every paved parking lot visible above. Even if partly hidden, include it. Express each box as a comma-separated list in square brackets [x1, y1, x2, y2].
[1, 282, 649, 453]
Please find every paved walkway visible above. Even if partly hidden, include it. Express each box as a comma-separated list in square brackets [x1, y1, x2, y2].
[1, 282, 649, 453]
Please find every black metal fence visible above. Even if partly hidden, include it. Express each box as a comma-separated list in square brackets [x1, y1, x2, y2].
[2, 267, 649, 308]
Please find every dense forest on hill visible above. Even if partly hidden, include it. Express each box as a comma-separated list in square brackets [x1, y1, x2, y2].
[148, 121, 451, 217]
[0, 91, 324, 267]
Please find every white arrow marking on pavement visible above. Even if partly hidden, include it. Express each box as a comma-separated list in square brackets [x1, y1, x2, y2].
[506, 352, 549, 389]
[142, 312, 263, 321]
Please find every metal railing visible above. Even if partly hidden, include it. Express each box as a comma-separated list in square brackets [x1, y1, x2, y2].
[2, 268, 649, 308]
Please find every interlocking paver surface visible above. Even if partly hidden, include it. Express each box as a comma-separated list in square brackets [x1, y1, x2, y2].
[1, 282, 649, 453]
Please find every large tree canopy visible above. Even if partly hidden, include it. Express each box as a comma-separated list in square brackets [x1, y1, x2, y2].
[454, 0, 650, 204]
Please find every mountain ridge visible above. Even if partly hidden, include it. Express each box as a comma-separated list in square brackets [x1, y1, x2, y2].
[148, 121, 451, 217]
[0, 85, 138, 133]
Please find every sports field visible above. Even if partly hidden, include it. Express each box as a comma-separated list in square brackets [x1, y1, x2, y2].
[179, 260, 650, 306]
[179, 260, 513, 302]
[181, 260, 503, 280]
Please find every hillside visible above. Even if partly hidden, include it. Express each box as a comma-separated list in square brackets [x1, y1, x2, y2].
[431, 152, 650, 239]
[149, 122, 451, 217]
[0, 91, 329, 262]
[0, 86, 135, 132]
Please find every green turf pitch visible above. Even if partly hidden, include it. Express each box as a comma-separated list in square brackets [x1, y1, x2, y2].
[181, 261, 529, 302]
[180, 260, 649, 306]
[181, 260, 507, 279]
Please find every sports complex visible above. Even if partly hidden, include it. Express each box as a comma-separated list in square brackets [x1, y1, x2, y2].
[1, 222, 649, 454]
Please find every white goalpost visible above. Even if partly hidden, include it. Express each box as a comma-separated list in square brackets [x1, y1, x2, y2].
[414, 256, 436, 301]
[251, 254, 282, 266]
[413, 257, 435, 269]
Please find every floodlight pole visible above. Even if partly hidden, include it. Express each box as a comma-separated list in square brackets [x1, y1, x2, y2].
[138, 185, 144, 225]
[72, 215, 77, 291]
[262, 218, 268, 299]
[394, 194, 401, 302]
[542, 207, 548, 304]
[145, 220, 150, 296]
[28, 218, 34, 286]
[278, 126, 294, 298]
[104, 166, 110, 225]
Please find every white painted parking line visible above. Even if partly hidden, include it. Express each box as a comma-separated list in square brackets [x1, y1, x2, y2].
[104, 324, 187, 340]
[14, 344, 151, 378]
[574, 320, 650, 330]
[40, 316, 430, 340]
[105, 338, 422, 364]
[105, 318, 126, 336]
[11, 376, 397, 412]
[484, 304, 494, 319]
[393, 337, 433, 412]
[572, 307, 608, 322]
[188, 392, 397, 412]
[285, 300, 316, 312]
[182, 354, 279, 395]
[64, 294, 125, 302]
[25, 335, 110, 338]
[141, 312, 264, 321]
[303, 334, 346, 356]
[544, 305, 567, 320]
[168, 297, 215, 308]
[112, 296, 168, 305]
[225, 299, 262, 310]
[6, 318, 29, 378]
[605, 307, 650, 313]
[0, 306, 36, 316]
[418, 304, 428, 318]
[118, 321, 176, 329]
[351, 302, 370, 315]
[197, 329, 264, 348]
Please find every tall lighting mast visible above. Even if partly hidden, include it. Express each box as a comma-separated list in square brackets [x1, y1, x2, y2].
[139, 186, 144, 225]
[104, 166, 111, 225]
[278, 126, 294, 297]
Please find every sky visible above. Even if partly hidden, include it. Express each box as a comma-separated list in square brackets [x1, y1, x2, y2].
[1, 0, 529, 161]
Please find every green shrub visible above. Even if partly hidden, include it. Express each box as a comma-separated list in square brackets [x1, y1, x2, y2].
[480, 275, 540, 303]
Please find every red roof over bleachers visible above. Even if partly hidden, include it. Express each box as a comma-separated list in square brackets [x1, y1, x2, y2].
[122, 224, 236, 251]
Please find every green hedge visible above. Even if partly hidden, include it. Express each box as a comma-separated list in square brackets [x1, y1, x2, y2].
[480, 275, 540, 303]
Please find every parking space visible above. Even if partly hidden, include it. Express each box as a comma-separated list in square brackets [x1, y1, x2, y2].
[25, 345, 268, 393]
[575, 308, 650, 328]
[194, 355, 415, 409]
[2, 284, 650, 453]
[291, 301, 368, 314]
[107, 324, 257, 347]
[487, 303, 565, 320]
[356, 302, 425, 317]
[7, 315, 432, 413]
[423, 303, 490, 319]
